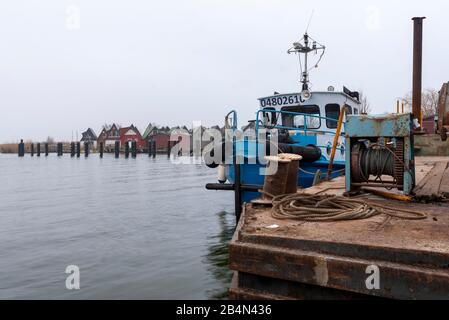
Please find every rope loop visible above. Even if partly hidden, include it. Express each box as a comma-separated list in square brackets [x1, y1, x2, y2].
[270, 193, 427, 222]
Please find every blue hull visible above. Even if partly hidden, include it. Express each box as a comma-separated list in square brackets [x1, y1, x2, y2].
[227, 161, 345, 203]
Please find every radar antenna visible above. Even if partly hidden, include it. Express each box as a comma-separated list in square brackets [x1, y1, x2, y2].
[287, 33, 325, 93]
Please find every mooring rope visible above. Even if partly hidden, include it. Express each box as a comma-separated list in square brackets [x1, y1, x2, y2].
[269, 193, 427, 222]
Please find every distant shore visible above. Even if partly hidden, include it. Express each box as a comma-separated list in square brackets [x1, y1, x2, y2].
[0, 143, 172, 154]
[0, 144, 18, 154]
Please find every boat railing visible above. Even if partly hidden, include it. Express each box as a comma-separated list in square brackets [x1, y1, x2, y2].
[225, 109, 345, 154]
[255, 109, 345, 137]
[225, 110, 238, 132]
[254, 109, 346, 153]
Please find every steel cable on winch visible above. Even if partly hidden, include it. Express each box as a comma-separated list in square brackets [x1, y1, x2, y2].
[269, 193, 427, 222]
[358, 146, 395, 182]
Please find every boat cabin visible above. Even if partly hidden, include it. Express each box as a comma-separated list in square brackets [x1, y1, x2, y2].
[257, 88, 361, 162]
[258, 89, 361, 133]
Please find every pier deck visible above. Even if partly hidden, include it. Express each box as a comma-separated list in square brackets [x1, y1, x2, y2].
[229, 157, 449, 300]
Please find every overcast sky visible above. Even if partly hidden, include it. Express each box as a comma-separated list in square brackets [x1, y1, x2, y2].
[0, 0, 448, 142]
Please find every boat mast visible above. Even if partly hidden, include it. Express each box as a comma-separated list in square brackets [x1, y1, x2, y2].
[288, 33, 325, 93]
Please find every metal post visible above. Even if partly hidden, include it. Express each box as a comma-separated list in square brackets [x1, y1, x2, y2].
[233, 136, 242, 221]
[99, 142, 104, 158]
[412, 17, 425, 128]
[37, 143, 41, 157]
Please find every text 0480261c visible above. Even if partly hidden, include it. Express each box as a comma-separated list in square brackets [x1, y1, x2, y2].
[259, 94, 303, 108]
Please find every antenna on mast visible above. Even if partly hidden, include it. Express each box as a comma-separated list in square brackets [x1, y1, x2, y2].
[305, 9, 314, 34]
[287, 29, 325, 96]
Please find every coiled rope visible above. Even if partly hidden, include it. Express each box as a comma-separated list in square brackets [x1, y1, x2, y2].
[270, 193, 427, 222]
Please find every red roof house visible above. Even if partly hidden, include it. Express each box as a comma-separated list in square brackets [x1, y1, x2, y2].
[120, 125, 145, 150]
[97, 124, 120, 146]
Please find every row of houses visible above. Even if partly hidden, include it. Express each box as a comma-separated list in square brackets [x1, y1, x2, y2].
[79, 123, 212, 152]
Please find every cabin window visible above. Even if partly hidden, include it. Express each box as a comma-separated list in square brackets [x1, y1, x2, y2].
[281, 105, 321, 129]
[345, 104, 353, 115]
[325, 104, 341, 129]
[262, 107, 277, 127]
[354, 108, 359, 115]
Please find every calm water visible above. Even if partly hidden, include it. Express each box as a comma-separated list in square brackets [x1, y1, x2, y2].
[0, 154, 235, 299]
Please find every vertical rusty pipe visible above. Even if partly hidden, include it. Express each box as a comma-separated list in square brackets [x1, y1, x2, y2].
[412, 17, 425, 126]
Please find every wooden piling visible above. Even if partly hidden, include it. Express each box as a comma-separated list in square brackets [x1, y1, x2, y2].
[99, 142, 104, 158]
[18, 140, 25, 157]
[76, 142, 81, 158]
[30, 143, 34, 157]
[167, 141, 171, 158]
[70, 142, 74, 157]
[148, 141, 152, 157]
[131, 141, 137, 158]
[84, 142, 89, 157]
[44, 143, 49, 156]
[57, 143, 63, 156]
[115, 141, 120, 158]
[125, 142, 130, 158]
[37, 143, 41, 157]
[153, 141, 156, 159]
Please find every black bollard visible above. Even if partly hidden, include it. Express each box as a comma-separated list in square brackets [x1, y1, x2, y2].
[76, 142, 81, 158]
[125, 142, 130, 158]
[99, 142, 104, 158]
[45, 143, 49, 156]
[18, 139, 25, 157]
[115, 141, 120, 158]
[84, 142, 89, 157]
[37, 143, 41, 157]
[70, 142, 75, 157]
[131, 141, 137, 158]
[152, 141, 156, 158]
[30, 143, 34, 157]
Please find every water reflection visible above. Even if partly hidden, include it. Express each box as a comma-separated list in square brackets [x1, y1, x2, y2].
[205, 211, 236, 299]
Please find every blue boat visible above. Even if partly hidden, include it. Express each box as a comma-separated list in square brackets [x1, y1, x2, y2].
[206, 33, 362, 212]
